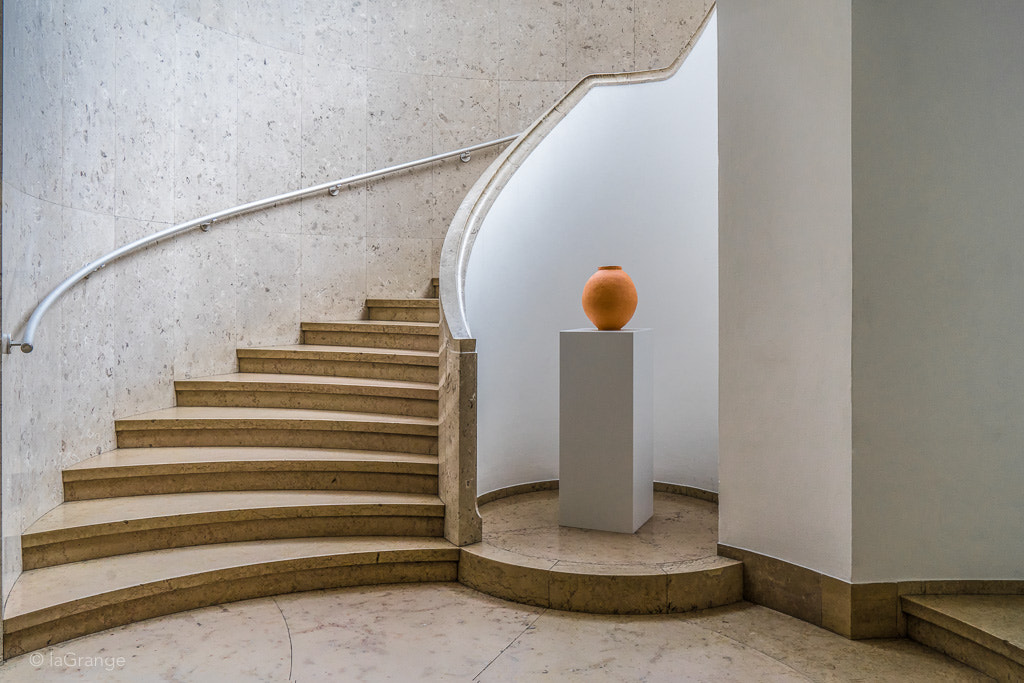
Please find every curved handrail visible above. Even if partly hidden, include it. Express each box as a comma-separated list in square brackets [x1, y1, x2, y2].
[439, 5, 716, 341]
[2, 135, 519, 354]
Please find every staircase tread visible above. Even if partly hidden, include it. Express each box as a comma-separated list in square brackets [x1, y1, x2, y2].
[365, 298, 439, 308]
[243, 343, 439, 355]
[301, 320, 439, 331]
[176, 373, 439, 393]
[65, 447, 437, 475]
[238, 344, 440, 361]
[903, 594, 1024, 662]
[5, 287, 454, 646]
[5, 537, 457, 623]
[116, 405, 440, 427]
[462, 541, 740, 576]
[25, 490, 445, 537]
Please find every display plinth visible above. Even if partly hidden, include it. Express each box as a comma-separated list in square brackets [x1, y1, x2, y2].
[559, 328, 653, 533]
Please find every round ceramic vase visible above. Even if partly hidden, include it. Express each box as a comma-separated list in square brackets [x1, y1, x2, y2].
[581, 265, 638, 330]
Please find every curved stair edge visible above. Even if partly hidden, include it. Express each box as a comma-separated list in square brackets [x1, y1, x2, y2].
[3, 538, 458, 660]
[458, 543, 743, 615]
[902, 594, 1024, 681]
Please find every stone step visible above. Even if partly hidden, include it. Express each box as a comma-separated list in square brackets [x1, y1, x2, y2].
[365, 298, 440, 323]
[460, 544, 742, 615]
[237, 345, 439, 382]
[175, 373, 439, 417]
[3, 537, 458, 659]
[903, 594, 1024, 681]
[301, 320, 439, 351]
[115, 406, 439, 454]
[62, 447, 439, 500]
[22, 490, 445, 570]
[462, 488, 743, 615]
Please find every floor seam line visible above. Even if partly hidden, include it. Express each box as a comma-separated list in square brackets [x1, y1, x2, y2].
[471, 608, 548, 681]
[682, 617, 815, 682]
[272, 596, 296, 682]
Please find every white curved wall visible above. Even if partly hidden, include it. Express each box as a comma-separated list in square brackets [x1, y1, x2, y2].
[465, 15, 718, 494]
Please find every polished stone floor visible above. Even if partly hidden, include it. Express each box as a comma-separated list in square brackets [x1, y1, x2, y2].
[0, 582, 989, 681]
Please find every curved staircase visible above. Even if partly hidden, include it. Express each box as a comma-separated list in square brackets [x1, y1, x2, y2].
[3, 290, 457, 659]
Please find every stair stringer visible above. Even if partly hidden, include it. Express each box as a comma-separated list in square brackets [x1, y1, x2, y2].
[437, 315, 482, 546]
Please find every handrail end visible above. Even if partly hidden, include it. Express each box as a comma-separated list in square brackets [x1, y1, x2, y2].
[2, 334, 33, 354]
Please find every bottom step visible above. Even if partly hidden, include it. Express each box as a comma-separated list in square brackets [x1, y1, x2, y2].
[461, 544, 741, 615]
[3, 537, 457, 659]
[903, 594, 1024, 681]
[460, 489, 742, 615]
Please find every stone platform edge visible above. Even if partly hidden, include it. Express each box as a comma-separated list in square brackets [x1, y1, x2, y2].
[476, 479, 718, 507]
[462, 482, 737, 615]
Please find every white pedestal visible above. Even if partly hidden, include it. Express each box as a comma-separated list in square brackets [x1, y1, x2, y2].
[559, 328, 653, 533]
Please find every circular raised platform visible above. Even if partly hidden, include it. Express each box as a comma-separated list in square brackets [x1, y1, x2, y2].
[459, 489, 742, 615]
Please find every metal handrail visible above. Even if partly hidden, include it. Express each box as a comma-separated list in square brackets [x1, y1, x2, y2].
[2, 134, 520, 354]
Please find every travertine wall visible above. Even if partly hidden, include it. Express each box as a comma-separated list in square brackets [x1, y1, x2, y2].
[1, 0, 708, 601]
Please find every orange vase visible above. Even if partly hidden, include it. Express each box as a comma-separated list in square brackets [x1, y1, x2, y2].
[581, 266, 638, 331]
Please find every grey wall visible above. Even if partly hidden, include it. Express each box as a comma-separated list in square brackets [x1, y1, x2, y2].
[718, 0, 854, 580]
[720, 0, 1024, 583]
[0, 0, 710, 602]
[851, 0, 1024, 581]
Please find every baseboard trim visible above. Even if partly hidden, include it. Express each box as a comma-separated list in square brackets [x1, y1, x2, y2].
[477, 480, 559, 506]
[477, 480, 719, 506]
[717, 544, 1024, 640]
[653, 481, 719, 503]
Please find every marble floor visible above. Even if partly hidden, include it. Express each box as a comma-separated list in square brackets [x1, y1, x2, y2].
[0, 582, 990, 682]
[483, 491, 716, 565]
[480, 489, 720, 567]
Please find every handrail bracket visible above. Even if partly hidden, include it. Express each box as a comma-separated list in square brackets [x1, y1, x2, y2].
[2, 334, 30, 355]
